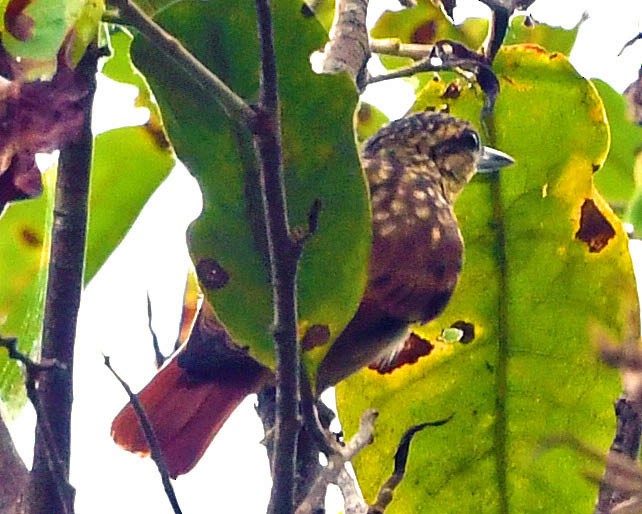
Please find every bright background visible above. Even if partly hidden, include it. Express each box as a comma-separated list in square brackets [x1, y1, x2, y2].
[7, 1, 642, 512]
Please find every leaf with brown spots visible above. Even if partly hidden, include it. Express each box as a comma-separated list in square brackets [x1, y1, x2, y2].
[0, 30, 174, 409]
[338, 45, 638, 513]
[130, 0, 370, 369]
[0, 0, 104, 79]
[369, 333, 434, 374]
[576, 199, 616, 253]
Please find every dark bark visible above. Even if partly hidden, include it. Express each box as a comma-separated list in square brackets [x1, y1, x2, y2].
[25, 47, 98, 514]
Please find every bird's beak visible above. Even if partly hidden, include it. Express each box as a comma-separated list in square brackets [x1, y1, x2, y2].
[477, 146, 514, 173]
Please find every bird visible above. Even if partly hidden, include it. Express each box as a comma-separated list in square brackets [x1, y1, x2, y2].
[110, 111, 513, 478]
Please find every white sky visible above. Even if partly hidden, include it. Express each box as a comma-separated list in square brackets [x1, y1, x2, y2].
[6, 1, 642, 513]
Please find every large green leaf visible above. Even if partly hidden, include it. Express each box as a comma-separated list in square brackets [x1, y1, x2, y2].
[130, 0, 370, 368]
[337, 45, 638, 513]
[0, 126, 173, 410]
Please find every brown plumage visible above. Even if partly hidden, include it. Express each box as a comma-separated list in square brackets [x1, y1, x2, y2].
[316, 112, 491, 389]
[111, 111, 512, 476]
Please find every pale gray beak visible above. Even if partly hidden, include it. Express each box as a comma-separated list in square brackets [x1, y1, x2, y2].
[477, 146, 514, 173]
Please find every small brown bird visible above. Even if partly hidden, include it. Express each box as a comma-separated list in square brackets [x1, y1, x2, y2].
[111, 111, 513, 477]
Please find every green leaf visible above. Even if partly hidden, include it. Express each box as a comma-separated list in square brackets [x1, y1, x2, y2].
[85, 127, 174, 280]
[355, 102, 389, 144]
[0, 126, 173, 410]
[371, 0, 487, 49]
[0, 172, 53, 411]
[370, 0, 487, 92]
[504, 15, 581, 56]
[1, 0, 104, 79]
[337, 45, 638, 513]
[130, 0, 370, 369]
[591, 79, 642, 214]
[101, 29, 162, 121]
[301, 0, 335, 32]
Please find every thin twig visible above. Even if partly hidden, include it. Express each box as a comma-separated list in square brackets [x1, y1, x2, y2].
[146, 293, 167, 368]
[0, 338, 38, 510]
[0, 336, 66, 374]
[619, 33, 642, 56]
[0, 336, 73, 514]
[337, 468, 367, 514]
[103, 356, 183, 514]
[485, 6, 509, 62]
[295, 409, 378, 514]
[253, 1, 303, 512]
[368, 415, 454, 514]
[107, 0, 256, 127]
[370, 39, 432, 60]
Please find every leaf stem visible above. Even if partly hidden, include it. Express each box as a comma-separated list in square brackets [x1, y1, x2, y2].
[108, 0, 256, 127]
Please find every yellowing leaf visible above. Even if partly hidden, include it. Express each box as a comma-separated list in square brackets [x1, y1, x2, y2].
[337, 45, 638, 513]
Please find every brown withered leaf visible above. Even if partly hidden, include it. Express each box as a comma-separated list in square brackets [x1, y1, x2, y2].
[5, 0, 36, 42]
[0, 39, 92, 214]
[624, 67, 642, 125]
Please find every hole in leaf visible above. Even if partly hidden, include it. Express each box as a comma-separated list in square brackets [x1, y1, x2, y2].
[450, 320, 475, 344]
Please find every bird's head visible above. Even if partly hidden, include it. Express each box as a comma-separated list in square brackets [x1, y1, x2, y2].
[362, 111, 513, 201]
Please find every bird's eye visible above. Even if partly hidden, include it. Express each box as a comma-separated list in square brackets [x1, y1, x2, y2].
[456, 129, 482, 152]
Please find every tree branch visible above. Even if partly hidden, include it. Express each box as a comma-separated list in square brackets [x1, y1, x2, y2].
[370, 39, 432, 60]
[310, 0, 371, 89]
[0, 403, 28, 511]
[1, 337, 72, 514]
[107, 0, 256, 127]
[28, 47, 99, 514]
[252, 1, 302, 512]
[294, 409, 378, 514]
[594, 397, 642, 514]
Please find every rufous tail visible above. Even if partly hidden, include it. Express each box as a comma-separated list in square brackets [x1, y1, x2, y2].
[110, 350, 267, 478]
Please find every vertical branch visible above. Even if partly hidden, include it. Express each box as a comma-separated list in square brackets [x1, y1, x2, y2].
[253, 1, 301, 513]
[28, 48, 98, 514]
[310, 0, 370, 89]
[0, 409, 28, 509]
